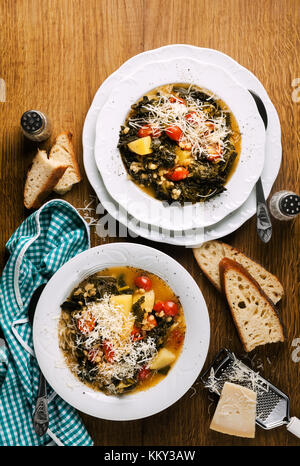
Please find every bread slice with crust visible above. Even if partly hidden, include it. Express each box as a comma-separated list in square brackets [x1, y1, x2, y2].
[49, 131, 81, 194]
[193, 240, 283, 304]
[24, 149, 68, 209]
[219, 257, 284, 352]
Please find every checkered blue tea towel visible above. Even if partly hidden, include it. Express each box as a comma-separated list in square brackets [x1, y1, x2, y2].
[0, 199, 93, 446]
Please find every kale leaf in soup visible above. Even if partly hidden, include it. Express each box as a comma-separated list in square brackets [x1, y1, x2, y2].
[59, 267, 186, 396]
[118, 84, 241, 204]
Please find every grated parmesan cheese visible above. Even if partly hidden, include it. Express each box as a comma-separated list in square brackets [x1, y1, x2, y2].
[204, 354, 270, 396]
[128, 91, 235, 161]
[70, 295, 157, 391]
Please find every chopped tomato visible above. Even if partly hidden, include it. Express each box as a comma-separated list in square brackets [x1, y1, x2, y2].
[165, 125, 183, 142]
[166, 167, 189, 181]
[137, 125, 152, 137]
[207, 154, 222, 162]
[152, 127, 162, 138]
[208, 143, 223, 154]
[185, 111, 198, 122]
[163, 301, 179, 316]
[138, 125, 162, 138]
[168, 329, 185, 347]
[76, 313, 95, 334]
[138, 366, 151, 380]
[207, 143, 223, 162]
[153, 301, 165, 312]
[153, 300, 179, 317]
[102, 341, 114, 363]
[205, 120, 215, 132]
[169, 95, 186, 105]
[87, 348, 99, 363]
[131, 325, 144, 342]
[134, 275, 152, 291]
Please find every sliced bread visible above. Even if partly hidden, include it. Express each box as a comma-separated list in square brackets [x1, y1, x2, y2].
[24, 149, 68, 209]
[49, 131, 81, 194]
[193, 240, 284, 304]
[219, 257, 284, 352]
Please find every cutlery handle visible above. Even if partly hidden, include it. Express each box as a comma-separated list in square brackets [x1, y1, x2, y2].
[287, 417, 300, 438]
[256, 177, 272, 243]
[33, 372, 49, 437]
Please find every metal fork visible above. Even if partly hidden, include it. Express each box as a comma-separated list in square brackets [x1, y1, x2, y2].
[28, 284, 49, 436]
[248, 90, 273, 243]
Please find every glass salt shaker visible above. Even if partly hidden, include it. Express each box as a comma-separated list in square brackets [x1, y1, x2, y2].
[269, 190, 300, 221]
[20, 110, 51, 142]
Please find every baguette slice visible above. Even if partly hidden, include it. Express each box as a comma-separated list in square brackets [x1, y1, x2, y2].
[24, 150, 68, 209]
[49, 131, 81, 194]
[219, 257, 284, 352]
[193, 240, 283, 304]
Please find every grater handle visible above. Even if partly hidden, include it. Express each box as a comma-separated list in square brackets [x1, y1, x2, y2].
[287, 417, 300, 438]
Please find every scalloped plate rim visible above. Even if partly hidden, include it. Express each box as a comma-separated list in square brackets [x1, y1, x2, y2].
[33, 242, 210, 421]
[83, 45, 281, 245]
[94, 56, 266, 231]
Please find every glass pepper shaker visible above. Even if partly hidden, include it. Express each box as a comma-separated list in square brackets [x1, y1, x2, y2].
[20, 110, 51, 142]
[269, 190, 300, 221]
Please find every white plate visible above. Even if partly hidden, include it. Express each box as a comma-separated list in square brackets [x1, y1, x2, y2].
[33, 242, 210, 421]
[83, 45, 282, 245]
[95, 57, 265, 231]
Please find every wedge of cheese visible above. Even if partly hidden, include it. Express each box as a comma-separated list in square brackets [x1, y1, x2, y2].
[210, 382, 257, 438]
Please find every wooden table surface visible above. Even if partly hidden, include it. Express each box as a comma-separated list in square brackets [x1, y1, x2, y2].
[1, 0, 299, 447]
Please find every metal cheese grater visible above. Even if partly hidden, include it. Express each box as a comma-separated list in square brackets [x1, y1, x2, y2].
[201, 349, 300, 438]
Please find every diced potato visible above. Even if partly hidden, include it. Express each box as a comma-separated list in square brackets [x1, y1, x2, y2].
[132, 289, 155, 313]
[150, 348, 176, 370]
[110, 294, 134, 340]
[127, 136, 153, 155]
[110, 294, 133, 319]
[174, 146, 193, 166]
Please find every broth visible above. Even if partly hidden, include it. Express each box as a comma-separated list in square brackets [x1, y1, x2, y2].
[59, 266, 186, 396]
[118, 83, 241, 204]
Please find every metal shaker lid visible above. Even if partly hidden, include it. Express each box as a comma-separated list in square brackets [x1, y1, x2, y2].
[21, 110, 45, 134]
[279, 193, 300, 216]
